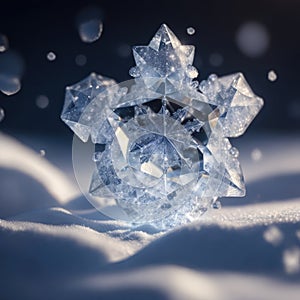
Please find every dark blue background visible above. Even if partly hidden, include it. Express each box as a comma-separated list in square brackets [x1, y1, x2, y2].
[0, 0, 299, 136]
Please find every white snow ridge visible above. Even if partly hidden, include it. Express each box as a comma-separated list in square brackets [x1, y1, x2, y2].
[0, 132, 300, 300]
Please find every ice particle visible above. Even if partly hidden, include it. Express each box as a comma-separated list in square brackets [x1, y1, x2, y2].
[77, 6, 103, 43]
[0, 75, 21, 96]
[268, 70, 277, 82]
[78, 20, 103, 43]
[251, 148, 262, 161]
[129, 67, 140, 78]
[0, 50, 24, 96]
[283, 247, 300, 274]
[40, 149, 46, 157]
[229, 147, 239, 158]
[0, 34, 9, 52]
[186, 27, 195, 35]
[213, 200, 221, 209]
[36, 95, 49, 109]
[186, 65, 198, 78]
[263, 226, 283, 246]
[47, 52, 56, 61]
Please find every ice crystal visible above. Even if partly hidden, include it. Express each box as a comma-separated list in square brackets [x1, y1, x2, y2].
[268, 70, 277, 82]
[187, 27, 195, 35]
[61, 24, 264, 229]
[47, 52, 56, 61]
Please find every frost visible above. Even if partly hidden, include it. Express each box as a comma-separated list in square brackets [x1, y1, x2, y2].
[77, 6, 103, 43]
[39, 149, 46, 157]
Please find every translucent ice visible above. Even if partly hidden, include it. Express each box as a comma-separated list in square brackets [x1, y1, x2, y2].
[0, 76, 21, 96]
[77, 6, 103, 43]
[0, 50, 24, 96]
[62, 24, 264, 229]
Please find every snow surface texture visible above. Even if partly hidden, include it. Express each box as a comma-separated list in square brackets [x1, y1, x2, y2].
[0, 131, 300, 300]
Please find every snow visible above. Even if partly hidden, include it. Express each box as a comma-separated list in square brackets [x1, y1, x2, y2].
[0, 131, 300, 299]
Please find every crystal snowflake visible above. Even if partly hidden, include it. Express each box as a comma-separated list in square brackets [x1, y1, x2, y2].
[61, 24, 263, 229]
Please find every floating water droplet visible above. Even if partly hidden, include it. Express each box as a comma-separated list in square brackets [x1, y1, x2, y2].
[78, 19, 103, 43]
[77, 6, 103, 43]
[75, 54, 87, 66]
[0, 50, 24, 97]
[36, 95, 49, 109]
[251, 148, 262, 161]
[268, 70, 277, 82]
[0, 34, 9, 52]
[129, 67, 140, 78]
[0, 75, 21, 96]
[186, 27, 195, 35]
[283, 247, 300, 274]
[0, 107, 5, 122]
[263, 226, 283, 246]
[209, 53, 223, 67]
[236, 21, 270, 57]
[186, 65, 198, 78]
[40, 149, 46, 157]
[47, 51, 56, 61]
[229, 147, 239, 158]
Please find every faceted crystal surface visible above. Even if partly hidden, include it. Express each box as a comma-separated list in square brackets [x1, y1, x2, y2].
[61, 24, 264, 229]
[61, 72, 117, 142]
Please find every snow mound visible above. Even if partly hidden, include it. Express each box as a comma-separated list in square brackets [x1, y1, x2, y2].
[0, 132, 300, 299]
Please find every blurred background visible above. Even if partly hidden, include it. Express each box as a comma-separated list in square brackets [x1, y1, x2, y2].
[1, 4, 300, 296]
[0, 0, 299, 137]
